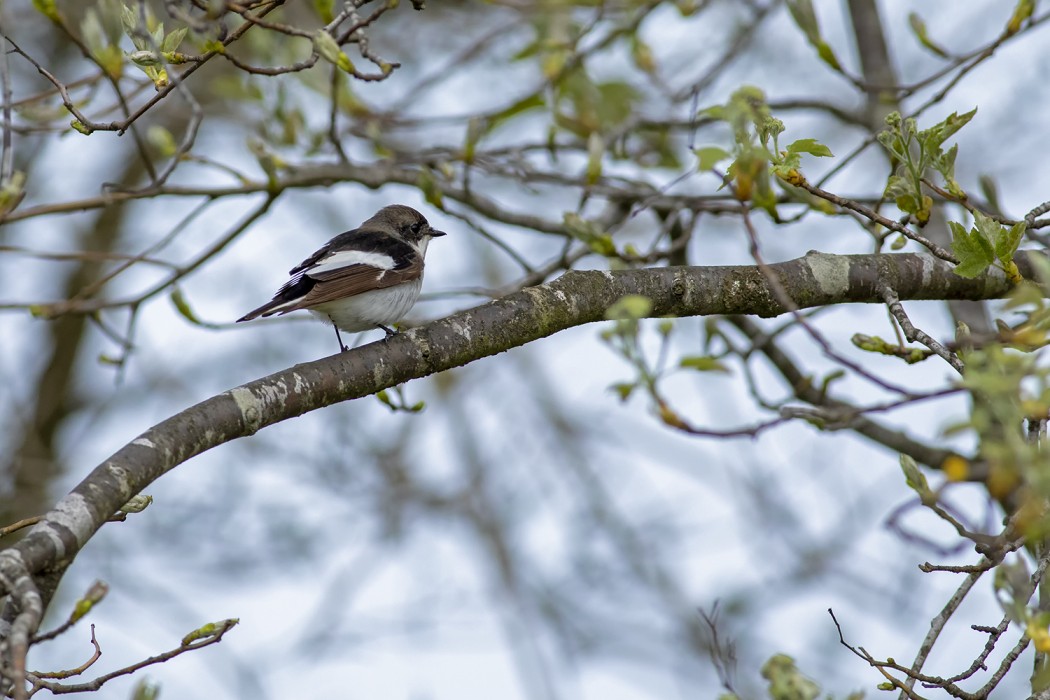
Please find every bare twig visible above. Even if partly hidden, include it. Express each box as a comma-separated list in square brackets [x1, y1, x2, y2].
[30, 625, 101, 679]
[879, 283, 965, 373]
[26, 620, 237, 696]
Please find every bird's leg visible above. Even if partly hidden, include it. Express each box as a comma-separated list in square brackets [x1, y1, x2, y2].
[377, 324, 397, 338]
[332, 322, 350, 353]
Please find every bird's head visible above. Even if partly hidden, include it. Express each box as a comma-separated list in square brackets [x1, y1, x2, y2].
[367, 205, 446, 253]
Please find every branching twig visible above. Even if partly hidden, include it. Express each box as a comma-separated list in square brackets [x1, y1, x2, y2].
[30, 625, 101, 680]
[880, 283, 965, 373]
[25, 620, 237, 697]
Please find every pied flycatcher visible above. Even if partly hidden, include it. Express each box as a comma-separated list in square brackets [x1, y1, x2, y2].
[237, 204, 446, 352]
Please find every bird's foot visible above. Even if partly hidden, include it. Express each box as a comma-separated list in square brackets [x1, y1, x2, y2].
[378, 324, 398, 338]
[333, 321, 351, 353]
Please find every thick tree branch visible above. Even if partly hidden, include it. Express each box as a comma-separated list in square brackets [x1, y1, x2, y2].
[0, 250, 1043, 675]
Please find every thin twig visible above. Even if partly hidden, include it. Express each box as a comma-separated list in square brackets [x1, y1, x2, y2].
[26, 620, 237, 696]
[880, 283, 965, 373]
[740, 208, 918, 397]
[796, 180, 956, 262]
[30, 625, 101, 679]
[902, 564, 986, 696]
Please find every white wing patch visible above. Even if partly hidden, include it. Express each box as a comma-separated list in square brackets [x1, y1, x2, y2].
[309, 250, 396, 276]
[275, 271, 307, 295]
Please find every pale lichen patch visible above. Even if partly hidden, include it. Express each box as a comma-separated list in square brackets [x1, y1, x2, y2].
[919, 253, 936, 287]
[372, 357, 392, 386]
[48, 493, 96, 552]
[805, 252, 850, 297]
[256, 381, 289, 407]
[230, 386, 265, 433]
[449, 319, 472, 342]
[132, 437, 155, 449]
[552, 288, 580, 315]
[105, 463, 131, 488]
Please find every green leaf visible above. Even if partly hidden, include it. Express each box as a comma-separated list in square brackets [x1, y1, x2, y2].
[908, 12, 950, 58]
[679, 356, 729, 372]
[785, 138, 832, 158]
[587, 234, 616, 257]
[894, 192, 919, 216]
[586, 132, 603, 185]
[485, 94, 545, 134]
[786, 1, 842, 72]
[130, 679, 161, 700]
[760, 654, 820, 700]
[949, 221, 995, 278]
[312, 0, 335, 23]
[815, 40, 842, 70]
[883, 174, 911, 200]
[181, 618, 239, 647]
[32, 0, 59, 20]
[594, 81, 640, 129]
[785, 0, 820, 44]
[1007, 0, 1035, 34]
[973, 210, 1001, 244]
[630, 35, 656, 73]
[313, 30, 353, 72]
[979, 175, 1003, 215]
[120, 3, 137, 36]
[605, 295, 652, 321]
[876, 124, 908, 162]
[934, 143, 958, 181]
[920, 107, 977, 153]
[416, 168, 444, 208]
[162, 26, 187, 53]
[169, 288, 202, 324]
[996, 221, 1026, 265]
[147, 125, 177, 157]
[70, 581, 109, 623]
[563, 212, 615, 255]
[0, 171, 26, 217]
[900, 454, 934, 503]
[694, 146, 730, 171]
[698, 104, 725, 121]
[610, 382, 636, 401]
[81, 9, 107, 54]
[375, 390, 393, 408]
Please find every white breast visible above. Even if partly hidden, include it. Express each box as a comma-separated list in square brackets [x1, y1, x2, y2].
[307, 278, 424, 333]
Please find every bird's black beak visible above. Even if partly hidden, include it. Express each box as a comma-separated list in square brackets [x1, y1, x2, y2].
[429, 228, 447, 237]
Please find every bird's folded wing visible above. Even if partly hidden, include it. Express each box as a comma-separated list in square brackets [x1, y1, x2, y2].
[291, 257, 423, 308]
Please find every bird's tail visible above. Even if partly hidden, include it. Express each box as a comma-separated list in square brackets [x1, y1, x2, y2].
[236, 298, 298, 323]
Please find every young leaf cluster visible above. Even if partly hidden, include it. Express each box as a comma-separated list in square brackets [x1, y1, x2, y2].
[697, 87, 832, 216]
[878, 109, 975, 225]
[77, 0, 188, 88]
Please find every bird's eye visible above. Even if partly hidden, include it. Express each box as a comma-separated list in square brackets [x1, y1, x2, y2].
[410, 221, 424, 235]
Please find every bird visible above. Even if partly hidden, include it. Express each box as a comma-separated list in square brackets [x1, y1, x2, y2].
[237, 204, 446, 352]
